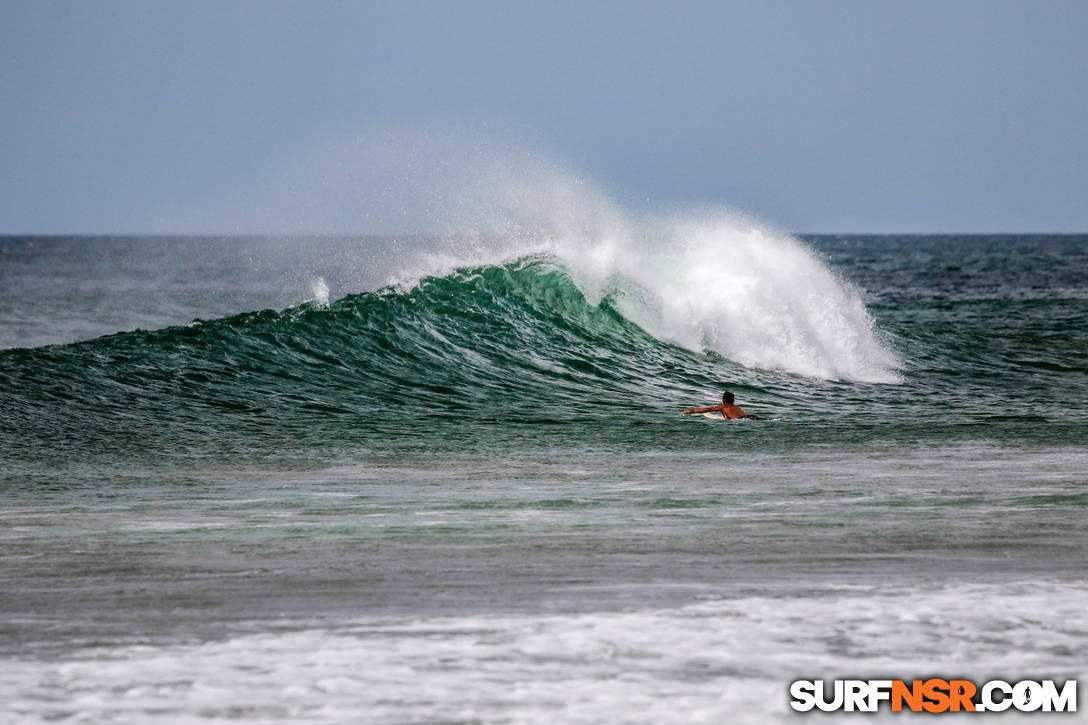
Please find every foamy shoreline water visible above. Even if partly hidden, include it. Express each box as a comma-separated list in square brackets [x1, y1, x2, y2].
[4, 580, 1085, 724]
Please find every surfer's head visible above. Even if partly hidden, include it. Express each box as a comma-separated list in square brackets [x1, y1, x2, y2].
[722, 391, 735, 404]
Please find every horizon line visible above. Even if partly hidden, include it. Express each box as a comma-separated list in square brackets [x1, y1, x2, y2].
[2, 231, 1087, 239]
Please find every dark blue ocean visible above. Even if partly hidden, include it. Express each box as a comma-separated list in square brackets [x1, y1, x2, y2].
[1, 228, 1086, 722]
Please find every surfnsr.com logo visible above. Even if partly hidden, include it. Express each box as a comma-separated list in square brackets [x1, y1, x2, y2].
[789, 679, 1077, 713]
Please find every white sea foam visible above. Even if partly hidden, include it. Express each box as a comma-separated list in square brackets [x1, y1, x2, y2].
[557, 213, 903, 383]
[4, 580, 1084, 724]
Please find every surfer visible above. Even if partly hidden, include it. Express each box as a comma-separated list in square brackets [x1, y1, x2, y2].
[682, 391, 761, 420]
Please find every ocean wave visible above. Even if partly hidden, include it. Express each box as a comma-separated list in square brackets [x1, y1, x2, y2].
[0, 240, 908, 460]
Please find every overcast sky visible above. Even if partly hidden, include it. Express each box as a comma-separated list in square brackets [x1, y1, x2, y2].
[2, 0, 1086, 234]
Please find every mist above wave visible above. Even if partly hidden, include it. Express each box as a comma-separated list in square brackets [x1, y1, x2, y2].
[164, 123, 902, 383]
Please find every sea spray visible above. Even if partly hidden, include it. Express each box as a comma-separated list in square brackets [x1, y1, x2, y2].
[308, 277, 330, 308]
[165, 125, 900, 381]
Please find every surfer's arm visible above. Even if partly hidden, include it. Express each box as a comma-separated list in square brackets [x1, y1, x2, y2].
[682, 405, 721, 415]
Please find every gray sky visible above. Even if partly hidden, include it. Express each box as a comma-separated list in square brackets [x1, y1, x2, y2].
[2, 0, 1086, 234]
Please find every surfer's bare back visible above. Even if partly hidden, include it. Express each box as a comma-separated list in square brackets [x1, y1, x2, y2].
[682, 391, 761, 420]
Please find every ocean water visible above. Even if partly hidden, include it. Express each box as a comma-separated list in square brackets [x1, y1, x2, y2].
[1, 228, 1086, 723]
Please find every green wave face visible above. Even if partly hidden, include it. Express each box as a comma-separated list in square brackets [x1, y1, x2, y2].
[0, 258, 732, 459]
[3, 241, 1087, 466]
